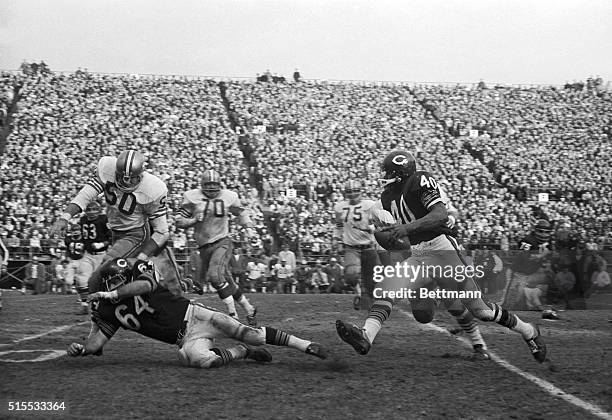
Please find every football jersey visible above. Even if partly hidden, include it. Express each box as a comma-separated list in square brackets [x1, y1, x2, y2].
[91, 261, 190, 344]
[178, 189, 242, 246]
[78, 214, 111, 253]
[334, 199, 378, 246]
[380, 171, 455, 244]
[65, 237, 85, 260]
[78, 157, 168, 232]
[512, 233, 551, 274]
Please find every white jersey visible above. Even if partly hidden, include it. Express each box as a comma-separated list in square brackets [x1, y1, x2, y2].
[74, 157, 168, 231]
[274, 264, 293, 278]
[438, 186, 457, 213]
[178, 188, 242, 246]
[334, 199, 379, 246]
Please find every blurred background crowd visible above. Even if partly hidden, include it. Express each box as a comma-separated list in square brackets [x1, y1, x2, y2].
[1, 64, 610, 305]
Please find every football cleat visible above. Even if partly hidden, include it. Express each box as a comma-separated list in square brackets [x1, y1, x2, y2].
[305, 342, 328, 360]
[246, 307, 258, 327]
[335, 320, 371, 355]
[192, 284, 204, 295]
[76, 305, 89, 315]
[244, 346, 272, 363]
[542, 308, 560, 320]
[353, 296, 361, 311]
[525, 324, 547, 363]
[472, 344, 491, 361]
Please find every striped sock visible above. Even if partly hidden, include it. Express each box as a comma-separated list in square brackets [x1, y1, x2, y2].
[236, 295, 254, 315]
[363, 301, 392, 343]
[263, 327, 310, 352]
[491, 303, 535, 339]
[76, 286, 88, 304]
[454, 309, 486, 348]
[210, 347, 244, 367]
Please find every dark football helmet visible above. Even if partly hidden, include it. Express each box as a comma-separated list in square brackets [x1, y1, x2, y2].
[100, 258, 133, 292]
[85, 201, 101, 221]
[344, 180, 362, 203]
[534, 219, 553, 243]
[379, 150, 417, 188]
[201, 170, 222, 198]
[115, 150, 146, 192]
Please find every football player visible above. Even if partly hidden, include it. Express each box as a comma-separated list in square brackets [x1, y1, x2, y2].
[64, 226, 86, 310]
[67, 258, 327, 368]
[51, 150, 182, 296]
[0, 236, 8, 313]
[70, 201, 111, 314]
[176, 170, 257, 324]
[504, 219, 557, 317]
[336, 150, 547, 363]
[333, 180, 394, 309]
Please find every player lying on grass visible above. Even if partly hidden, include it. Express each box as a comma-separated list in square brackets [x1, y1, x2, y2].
[67, 258, 327, 368]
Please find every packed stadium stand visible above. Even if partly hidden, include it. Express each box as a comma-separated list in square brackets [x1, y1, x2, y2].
[0, 66, 610, 302]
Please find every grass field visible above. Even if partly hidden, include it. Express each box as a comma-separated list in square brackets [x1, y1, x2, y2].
[1, 290, 611, 419]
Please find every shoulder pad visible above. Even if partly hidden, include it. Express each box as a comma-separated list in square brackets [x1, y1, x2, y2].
[98, 156, 117, 184]
[136, 173, 168, 200]
[184, 188, 203, 202]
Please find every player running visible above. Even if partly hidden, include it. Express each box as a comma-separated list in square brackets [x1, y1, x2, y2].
[51, 150, 182, 296]
[176, 170, 257, 324]
[336, 150, 547, 363]
[333, 180, 394, 310]
[67, 257, 327, 368]
[70, 202, 111, 314]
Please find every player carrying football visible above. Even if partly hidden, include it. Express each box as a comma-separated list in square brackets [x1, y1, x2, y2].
[66, 258, 327, 368]
[51, 150, 182, 296]
[336, 150, 547, 363]
[176, 170, 257, 324]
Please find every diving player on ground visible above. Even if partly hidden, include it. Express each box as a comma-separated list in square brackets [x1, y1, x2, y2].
[66, 258, 327, 368]
[336, 150, 547, 363]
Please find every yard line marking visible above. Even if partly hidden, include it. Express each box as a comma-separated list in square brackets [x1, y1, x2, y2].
[0, 321, 89, 348]
[397, 309, 612, 420]
[0, 349, 66, 363]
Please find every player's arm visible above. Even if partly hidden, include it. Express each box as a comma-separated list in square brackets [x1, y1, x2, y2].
[92, 218, 112, 251]
[229, 195, 253, 227]
[88, 262, 158, 301]
[67, 321, 111, 357]
[51, 170, 104, 236]
[138, 193, 169, 259]
[175, 194, 197, 228]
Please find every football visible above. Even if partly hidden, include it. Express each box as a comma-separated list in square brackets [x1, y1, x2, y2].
[374, 229, 412, 250]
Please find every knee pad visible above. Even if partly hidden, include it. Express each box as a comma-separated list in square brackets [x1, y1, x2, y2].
[410, 297, 436, 324]
[463, 299, 497, 322]
[178, 340, 220, 368]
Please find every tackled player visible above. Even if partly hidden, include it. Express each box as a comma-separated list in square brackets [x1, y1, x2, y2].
[67, 258, 327, 368]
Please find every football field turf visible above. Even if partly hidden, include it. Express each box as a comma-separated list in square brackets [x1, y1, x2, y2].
[1, 291, 611, 419]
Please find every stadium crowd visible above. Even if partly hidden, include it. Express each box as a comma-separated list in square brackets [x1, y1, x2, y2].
[0, 67, 610, 302]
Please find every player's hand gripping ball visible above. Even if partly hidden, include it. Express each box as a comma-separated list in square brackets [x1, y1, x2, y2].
[374, 229, 411, 250]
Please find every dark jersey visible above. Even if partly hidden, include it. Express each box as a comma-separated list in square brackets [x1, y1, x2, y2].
[380, 171, 455, 244]
[65, 236, 85, 260]
[512, 233, 551, 274]
[79, 215, 111, 254]
[91, 260, 190, 345]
